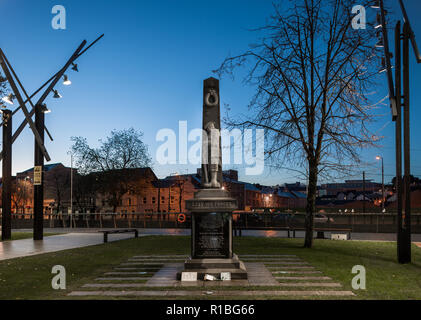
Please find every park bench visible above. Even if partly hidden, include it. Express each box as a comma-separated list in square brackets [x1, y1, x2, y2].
[99, 229, 139, 243]
[290, 227, 352, 239]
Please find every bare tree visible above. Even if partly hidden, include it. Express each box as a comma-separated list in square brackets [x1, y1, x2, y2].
[44, 168, 71, 213]
[216, 0, 383, 247]
[12, 179, 31, 214]
[71, 128, 152, 212]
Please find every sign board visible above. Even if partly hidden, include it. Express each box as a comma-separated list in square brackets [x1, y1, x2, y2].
[331, 233, 348, 241]
[181, 272, 197, 282]
[33, 166, 42, 185]
[221, 272, 231, 281]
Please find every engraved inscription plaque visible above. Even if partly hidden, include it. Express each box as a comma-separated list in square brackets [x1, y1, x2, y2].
[193, 212, 231, 258]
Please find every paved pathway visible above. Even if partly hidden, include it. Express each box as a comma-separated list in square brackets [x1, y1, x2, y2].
[0, 232, 137, 261]
[69, 254, 355, 298]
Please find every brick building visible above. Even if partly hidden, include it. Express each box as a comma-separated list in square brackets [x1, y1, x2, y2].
[2, 164, 307, 214]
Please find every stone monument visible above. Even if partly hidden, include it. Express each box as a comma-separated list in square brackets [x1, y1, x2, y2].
[179, 77, 247, 280]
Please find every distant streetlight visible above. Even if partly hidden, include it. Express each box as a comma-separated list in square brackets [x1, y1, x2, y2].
[376, 156, 385, 211]
[67, 151, 74, 229]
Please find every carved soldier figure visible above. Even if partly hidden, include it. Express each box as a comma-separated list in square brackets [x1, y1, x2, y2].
[203, 121, 221, 188]
[201, 79, 223, 189]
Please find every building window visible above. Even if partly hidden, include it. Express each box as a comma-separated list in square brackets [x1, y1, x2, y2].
[143, 197, 147, 204]
[161, 196, 165, 203]
[128, 198, 132, 206]
[152, 197, 156, 204]
[170, 196, 175, 204]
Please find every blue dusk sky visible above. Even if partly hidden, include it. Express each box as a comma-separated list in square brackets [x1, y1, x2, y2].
[1, 0, 421, 186]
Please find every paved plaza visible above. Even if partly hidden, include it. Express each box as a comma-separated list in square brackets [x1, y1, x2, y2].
[0, 232, 138, 261]
[68, 254, 355, 298]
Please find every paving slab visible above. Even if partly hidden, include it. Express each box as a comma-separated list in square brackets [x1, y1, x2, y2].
[104, 272, 150, 275]
[269, 266, 315, 269]
[68, 290, 355, 297]
[245, 263, 280, 286]
[274, 276, 331, 280]
[145, 263, 183, 287]
[95, 277, 150, 281]
[114, 267, 160, 271]
[0, 232, 137, 261]
[277, 282, 341, 287]
[121, 262, 166, 266]
[270, 270, 322, 274]
[132, 255, 188, 258]
[83, 283, 147, 288]
[263, 262, 309, 265]
[239, 255, 298, 257]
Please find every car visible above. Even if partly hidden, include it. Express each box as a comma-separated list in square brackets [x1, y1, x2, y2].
[314, 214, 334, 223]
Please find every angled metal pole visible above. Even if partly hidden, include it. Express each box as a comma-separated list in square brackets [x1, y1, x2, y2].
[398, 0, 421, 63]
[0, 52, 51, 161]
[1, 110, 12, 240]
[401, 21, 411, 263]
[395, 21, 405, 263]
[379, 0, 397, 120]
[0, 49, 54, 143]
[11, 40, 86, 146]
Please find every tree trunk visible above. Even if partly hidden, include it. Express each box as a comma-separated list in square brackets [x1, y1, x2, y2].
[304, 160, 318, 248]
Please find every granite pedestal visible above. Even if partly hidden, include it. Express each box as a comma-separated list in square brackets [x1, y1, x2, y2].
[178, 189, 247, 280]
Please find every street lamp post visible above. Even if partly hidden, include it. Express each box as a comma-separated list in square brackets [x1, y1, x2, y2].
[376, 156, 385, 211]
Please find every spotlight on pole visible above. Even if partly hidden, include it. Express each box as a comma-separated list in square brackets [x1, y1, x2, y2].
[53, 89, 62, 99]
[375, 13, 382, 29]
[370, 0, 380, 9]
[63, 75, 72, 86]
[40, 103, 51, 114]
[71, 63, 79, 72]
[2, 93, 14, 105]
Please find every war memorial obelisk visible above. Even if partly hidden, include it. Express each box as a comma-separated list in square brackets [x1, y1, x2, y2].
[180, 77, 247, 280]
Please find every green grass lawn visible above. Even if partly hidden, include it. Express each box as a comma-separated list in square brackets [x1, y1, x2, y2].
[0, 236, 420, 300]
[0, 232, 61, 241]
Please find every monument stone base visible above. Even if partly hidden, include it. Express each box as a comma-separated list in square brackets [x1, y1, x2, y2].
[178, 254, 248, 280]
[177, 188, 248, 281]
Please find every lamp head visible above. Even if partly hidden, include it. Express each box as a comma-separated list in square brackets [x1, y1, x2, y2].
[63, 75, 72, 86]
[53, 90, 62, 99]
[71, 63, 79, 72]
[370, 0, 380, 9]
[40, 103, 51, 114]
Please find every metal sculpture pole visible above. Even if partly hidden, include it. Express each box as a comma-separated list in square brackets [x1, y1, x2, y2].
[33, 104, 45, 240]
[1, 110, 12, 240]
[401, 22, 411, 262]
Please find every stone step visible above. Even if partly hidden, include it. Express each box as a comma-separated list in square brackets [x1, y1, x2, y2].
[277, 282, 342, 287]
[68, 290, 355, 297]
[270, 270, 322, 274]
[263, 262, 309, 265]
[132, 255, 188, 258]
[95, 277, 150, 281]
[239, 255, 298, 257]
[104, 272, 150, 275]
[179, 268, 248, 280]
[268, 266, 315, 269]
[83, 283, 147, 288]
[114, 267, 160, 271]
[274, 276, 332, 280]
[120, 262, 165, 266]
[128, 258, 186, 262]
